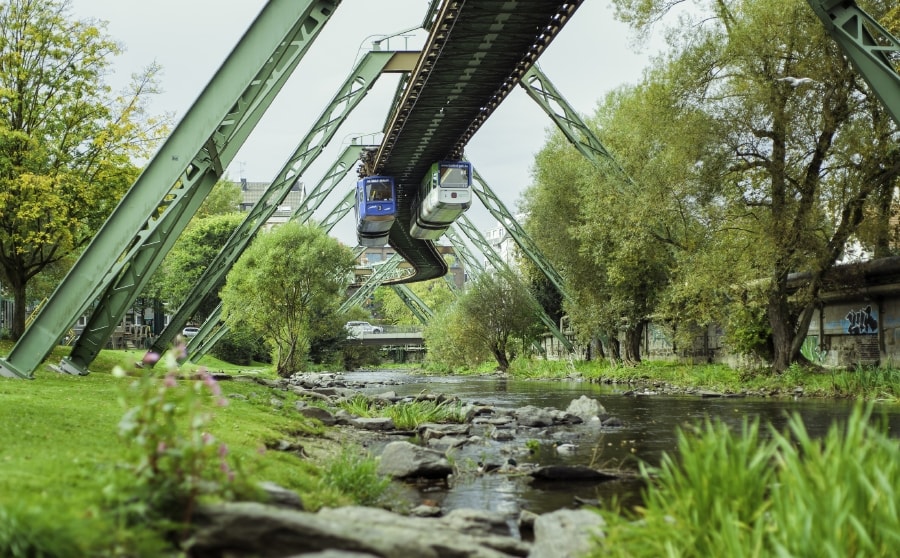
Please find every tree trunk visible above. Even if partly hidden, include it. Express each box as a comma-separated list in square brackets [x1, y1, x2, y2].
[767, 291, 796, 374]
[492, 344, 510, 371]
[605, 335, 621, 364]
[10, 274, 27, 341]
[622, 321, 644, 366]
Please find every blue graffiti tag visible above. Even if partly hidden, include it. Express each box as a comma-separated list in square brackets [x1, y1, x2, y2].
[846, 305, 878, 335]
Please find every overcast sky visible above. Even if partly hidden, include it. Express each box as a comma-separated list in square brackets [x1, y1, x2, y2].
[70, 0, 664, 247]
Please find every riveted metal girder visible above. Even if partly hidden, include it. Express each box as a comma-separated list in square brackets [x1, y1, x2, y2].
[521, 65, 634, 184]
[470, 166, 574, 304]
[340, 255, 404, 314]
[806, 0, 900, 126]
[0, 0, 343, 379]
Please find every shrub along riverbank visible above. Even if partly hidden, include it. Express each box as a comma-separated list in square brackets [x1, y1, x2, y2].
[2, 343, 898, 555]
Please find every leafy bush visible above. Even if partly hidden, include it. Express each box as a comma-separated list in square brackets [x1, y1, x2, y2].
[0, 505, 85, 558]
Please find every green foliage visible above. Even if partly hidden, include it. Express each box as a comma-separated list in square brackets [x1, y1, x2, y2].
[153, 211, 242, 312]
[210, 327, 270, 366]
[423, 302, 492, 371]
[319, 447, 389, 506]
[594, 403, 900, 557]
[220, 222, 356, 376]
[0, 0, 169, 337]
[0, 504, 86, 558]
[195, 177, 242, 219]
[106, 348, 248, 540]
[375, 278, 456, 326]
[386, 400, 466, 429]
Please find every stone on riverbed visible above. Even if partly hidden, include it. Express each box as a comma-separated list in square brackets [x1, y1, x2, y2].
[565, 395, 607, 421]
[376, 441, 453, 479]
[530, 508, 606, 558]
[529, 465, 621, 482]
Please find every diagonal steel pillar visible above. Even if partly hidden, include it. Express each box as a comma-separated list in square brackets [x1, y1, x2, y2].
[390, 284, 434, 324]
[340, 255, 404, 314]
[806, 0, 900, 126]
[469, 165, 574, 304]
[0, 0, 343, 379]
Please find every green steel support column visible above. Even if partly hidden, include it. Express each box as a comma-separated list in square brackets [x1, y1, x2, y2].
[340, 255, 403, 314]
[390, 284, 434, 324]
[451, 215, 574, 352]
[187, 304, 228, 364]
[806, 0, 900, 126]
[469, 165, 574, 304]
[444, 227, 486, 276]
[520, 65, 634, 180]
[318, 190, 356, 233]
[0, 0, 342, 379]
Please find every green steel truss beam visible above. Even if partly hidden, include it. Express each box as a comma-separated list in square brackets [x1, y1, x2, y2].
[469, 165, 574, 304]
[340, 255, 403, 314]
[0, 0, 342, 379]
[520, 65, 634, 183]
[451, 215, 574, 352]
[443, 227, 486, 276]
[390, 284, 434, 325]
[806, 0, 900, 126]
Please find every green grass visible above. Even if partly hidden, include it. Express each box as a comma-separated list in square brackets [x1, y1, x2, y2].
[591, 403, 900, 557]
[0, 343, 386, 554]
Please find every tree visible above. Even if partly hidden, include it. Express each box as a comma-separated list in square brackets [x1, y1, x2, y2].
[219, 222, 356, 376]
[602, 0, 899, 372]
[0, 0, 168, 338]
[455, 272, 541, 371]
[152, 211, 244, 322]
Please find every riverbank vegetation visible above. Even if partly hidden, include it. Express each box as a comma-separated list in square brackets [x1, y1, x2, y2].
[592, 403, 900, 557]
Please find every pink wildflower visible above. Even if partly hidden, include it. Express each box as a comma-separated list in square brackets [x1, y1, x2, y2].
[164, 373, 178, 388]
[142, 351, 160, 365]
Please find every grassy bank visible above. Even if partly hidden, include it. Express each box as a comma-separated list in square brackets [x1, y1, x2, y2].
[0, 343, 385, 555]
[500, 357, 900, 402]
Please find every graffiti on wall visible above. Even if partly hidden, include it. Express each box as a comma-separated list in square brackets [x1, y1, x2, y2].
[846, 305, 878, 335]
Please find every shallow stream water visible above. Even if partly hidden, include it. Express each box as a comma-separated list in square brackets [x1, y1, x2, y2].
[340, 369, 900, 529]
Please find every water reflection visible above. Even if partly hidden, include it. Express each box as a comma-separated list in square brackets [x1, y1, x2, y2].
[343, 369, 900, 520]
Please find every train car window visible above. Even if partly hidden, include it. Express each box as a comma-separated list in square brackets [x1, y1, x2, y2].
[367, 181, 392, 201]
[439, 165, 468, 187]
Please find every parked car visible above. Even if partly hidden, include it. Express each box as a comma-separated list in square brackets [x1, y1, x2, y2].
[345, 321, 383, 336]
[182, 326, 200, 337]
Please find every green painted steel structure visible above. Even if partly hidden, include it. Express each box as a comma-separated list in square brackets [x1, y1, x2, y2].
[806, 0, 899, 127]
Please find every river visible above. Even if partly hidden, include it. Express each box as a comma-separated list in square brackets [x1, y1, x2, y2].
[341, 369, 900, 529]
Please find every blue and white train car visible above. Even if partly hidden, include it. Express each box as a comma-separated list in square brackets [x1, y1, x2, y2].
[355, 175, 396, 246]
[410, 160, 473, 240]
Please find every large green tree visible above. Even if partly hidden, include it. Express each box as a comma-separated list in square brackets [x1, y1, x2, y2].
[530, 0, 898, 372]
[219, 222, 356, 376]
[0, 0, 167, 338]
